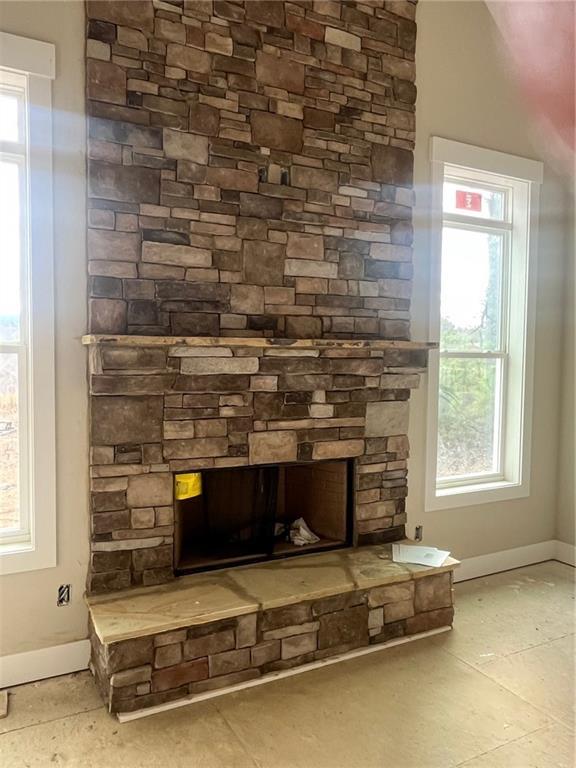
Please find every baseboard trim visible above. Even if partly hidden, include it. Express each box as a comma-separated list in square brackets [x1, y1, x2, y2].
[555, 539, 576, 567]
[454, 539, 575, 582]
[0, 639, 90, 690]
[117, 626, 451, 722]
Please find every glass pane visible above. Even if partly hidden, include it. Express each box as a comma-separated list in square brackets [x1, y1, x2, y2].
[0, 160, 21, 343]
[443, 181, 505, 220]
[437, 357, 500, 481]
[440, 227, 503, 352]
[0, 91, 21, 142]
[0, 352, 21, 532]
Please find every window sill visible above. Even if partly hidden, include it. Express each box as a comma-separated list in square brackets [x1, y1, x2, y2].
[425, 479, 529, 512]
[0, 539, 56, 576]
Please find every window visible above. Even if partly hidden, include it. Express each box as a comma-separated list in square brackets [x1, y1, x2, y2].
[0, 33, 56, 574]
[426, 138, 542, 510]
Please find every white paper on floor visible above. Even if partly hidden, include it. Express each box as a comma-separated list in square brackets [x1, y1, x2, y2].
[290, 517, 320, 547]
[392, 544, 451, 567]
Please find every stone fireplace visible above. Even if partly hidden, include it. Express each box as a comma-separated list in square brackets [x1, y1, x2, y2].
[83, 0, 458, 716]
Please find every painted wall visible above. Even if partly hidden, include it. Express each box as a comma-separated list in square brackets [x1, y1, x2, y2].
[0, 1, 89, 656]
[557, 211, 575, 546]
[408, 0, 571, 559]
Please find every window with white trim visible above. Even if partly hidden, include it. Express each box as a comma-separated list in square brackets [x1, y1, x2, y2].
[426, 138, 542, 511]
[0, 33, 56, 573]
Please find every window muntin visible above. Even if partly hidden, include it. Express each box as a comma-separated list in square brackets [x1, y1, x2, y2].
[0, 69, 30, 544]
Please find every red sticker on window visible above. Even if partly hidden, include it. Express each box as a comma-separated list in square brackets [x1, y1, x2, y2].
[456, 190, 482, 211]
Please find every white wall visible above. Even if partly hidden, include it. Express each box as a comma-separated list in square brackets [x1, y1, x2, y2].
[0, 1, 89, 656]
[408, 1, 571, 560]
[556, 209, 575, 546]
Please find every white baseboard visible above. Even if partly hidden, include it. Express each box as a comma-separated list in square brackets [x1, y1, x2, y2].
[454, 539, 575, 582]
[0, 639, 90, 690]
[555, 539, 576, 567]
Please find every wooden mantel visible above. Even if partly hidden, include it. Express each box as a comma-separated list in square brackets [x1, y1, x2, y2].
[82, 335, 438, 351]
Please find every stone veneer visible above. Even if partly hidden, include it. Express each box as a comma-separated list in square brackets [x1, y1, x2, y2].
[86, 336, 432, 593]
[89, 555, 455, 714]
[86, 0, 417, 340]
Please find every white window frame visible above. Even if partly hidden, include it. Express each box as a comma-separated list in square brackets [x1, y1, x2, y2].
[425, 138, 542, 511]
[0, 32, 56, 574]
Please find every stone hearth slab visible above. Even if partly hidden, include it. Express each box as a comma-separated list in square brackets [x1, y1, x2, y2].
[88, 543, 458, 714]
[88, 544, 458, 645]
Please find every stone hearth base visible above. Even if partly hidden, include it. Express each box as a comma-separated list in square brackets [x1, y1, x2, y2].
[88, 544, 458, 714]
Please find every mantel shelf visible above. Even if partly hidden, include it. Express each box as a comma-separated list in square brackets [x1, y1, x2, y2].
[81, 334, 438, 351]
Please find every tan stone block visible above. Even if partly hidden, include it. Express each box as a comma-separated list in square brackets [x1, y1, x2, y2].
[250, 376, 278, 391]
[91, 396, 163, 445]
[281, 632, 317, 660]
[246, 0, 285, 27]
[163, 128, 208, 163]
[286, 232, 324, 260]
[251, 112, 303, 153]
[206, 167, 258, 192]
[264, 287, 295, 305]
[183, 630, 235, 660]
[154, 18, 186, 43]
[291, 166, 338, 192]
[405, 607, 454, 635]
[248, 431, 297, 464]
[325, 27, 361, 51]
[243, 241, 285, 286]
[180, 358, 259, 375]
[166, 43, 211, 73]
[110, 665, 152, 688]
[205, 32, 233, 55]
[263, 622, 320, 641]
[154, 643, 182, 669]
[285, 259, 337, 279]
[251, 640, 280, 667]
[195, 419, 227, 438]
[372, 145, 413, 187]
[368, 580, 414, 607]
[368, 607, 384, 630]
[414, 573, 453, 612]
[312, 439, 364, 460]
[231, 284, 264, 313]
[154, 629, 187, 648]
[189, 103, 220, 136]
[142, 241, 211, 268]
[384, 599, 415, 623]
[89, 161, 160, 204]
[365, 401, 409, 438]
[117, 26, 147, 50]
[163, 437, 228, 459]
[236, 613, 258, 648]
[87, 59, 126, 105]
[131, 508, 155, 529]
[89, 298, 126, 334]
[87, 0, 154, 31]
[209, 649, 251, 677]
[126, 473, 172, 508]
[255, 51, 304, 94]
[108, 637, 154, 673]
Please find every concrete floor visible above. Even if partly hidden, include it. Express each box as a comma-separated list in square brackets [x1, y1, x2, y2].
[1, 561, 574, 768]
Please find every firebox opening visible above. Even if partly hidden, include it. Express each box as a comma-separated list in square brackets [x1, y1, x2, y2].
[175, 459, 353, 574]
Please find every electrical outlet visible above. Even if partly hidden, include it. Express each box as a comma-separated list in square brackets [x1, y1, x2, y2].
[414, 525, 423, 542]
[57, 584, 71, 606]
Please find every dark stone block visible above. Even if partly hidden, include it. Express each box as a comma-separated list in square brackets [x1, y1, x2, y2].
[318, 605, 369, 650]
[372, 145, 414, 187]
[91, 395, 163, 445]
